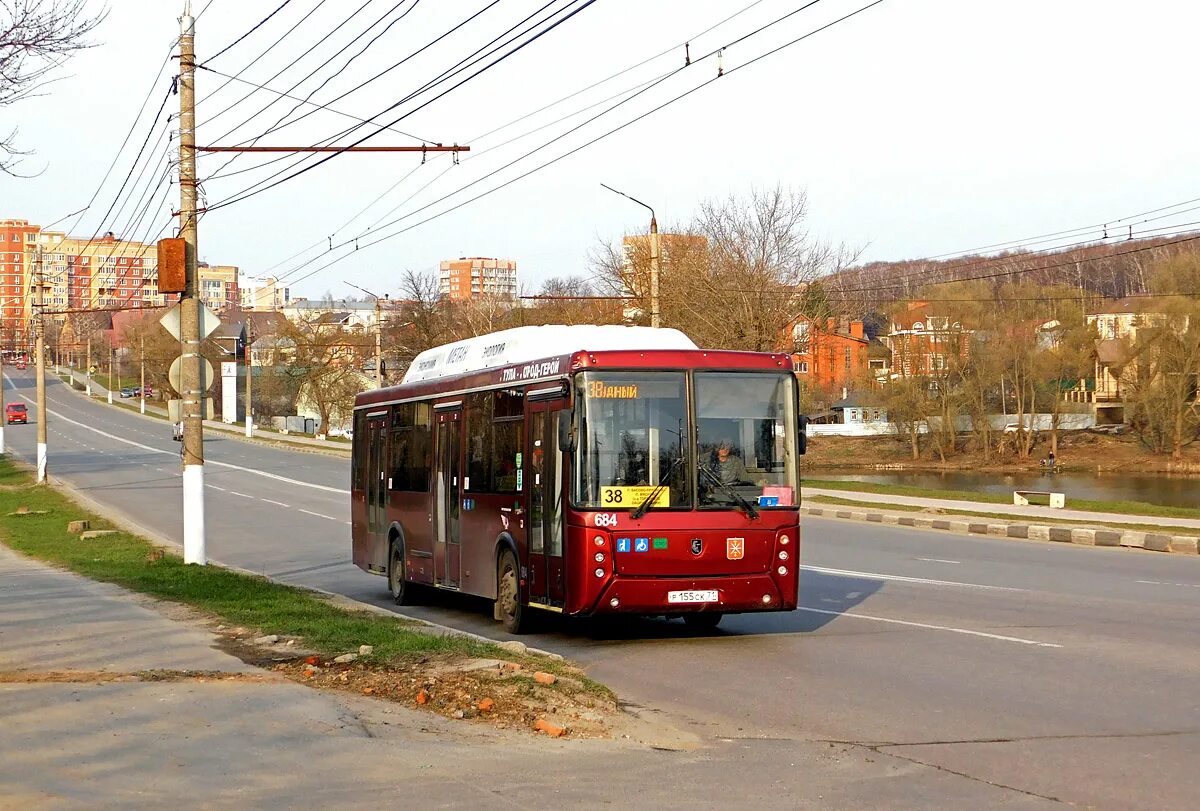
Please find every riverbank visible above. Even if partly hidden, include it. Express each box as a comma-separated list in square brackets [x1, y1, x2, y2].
[802, 430, 1200, 474]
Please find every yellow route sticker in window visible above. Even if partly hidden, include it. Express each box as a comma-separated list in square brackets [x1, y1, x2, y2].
[600, 486, 670, 508]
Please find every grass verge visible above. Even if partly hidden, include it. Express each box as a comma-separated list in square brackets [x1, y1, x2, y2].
[804, 478, 1200, 521]
[806, 494, 1200, 537]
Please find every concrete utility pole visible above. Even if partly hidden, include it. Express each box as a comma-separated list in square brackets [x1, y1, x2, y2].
[33, 247, 47, 482]
[345, 282, 386, 388]
[178, 2, 206, 564]
[600, 183, 660, 328]
[107, 342, 114, 404]
[86, 335, 92, 396]
[244, 318, 253, 437]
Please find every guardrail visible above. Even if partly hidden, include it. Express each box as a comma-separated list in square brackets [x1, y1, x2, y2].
[1014, 490, 1065, 508]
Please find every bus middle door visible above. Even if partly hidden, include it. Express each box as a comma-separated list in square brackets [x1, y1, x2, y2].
[433, 405, 462, 589]
[526, 398, 566, 610]
[366, 411, 388, 538]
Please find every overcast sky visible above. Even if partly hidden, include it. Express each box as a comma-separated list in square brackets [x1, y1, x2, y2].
[6, 0, 1199, 300]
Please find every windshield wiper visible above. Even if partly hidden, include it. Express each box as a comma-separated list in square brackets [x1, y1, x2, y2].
[699, 464, 760, 520]
[632, 456, 683, 519]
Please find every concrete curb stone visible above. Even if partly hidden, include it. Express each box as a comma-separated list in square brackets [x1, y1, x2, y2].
[800, 504, 1198, 556]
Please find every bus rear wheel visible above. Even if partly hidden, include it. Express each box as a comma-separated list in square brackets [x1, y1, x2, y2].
[683, 613, 723, 630]
[388, 538, 415, 606]
[496, 549, 527, 635]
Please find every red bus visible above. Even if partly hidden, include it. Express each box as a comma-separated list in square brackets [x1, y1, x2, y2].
[351, 325, 805, 633]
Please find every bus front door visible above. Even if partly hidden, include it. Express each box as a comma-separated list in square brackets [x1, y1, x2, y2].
[433, 407, 462, 588]
[366, 412, 388, 537]
[526, 402, 566, 609]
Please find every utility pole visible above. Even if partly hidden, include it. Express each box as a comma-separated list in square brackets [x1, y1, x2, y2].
[600, 183, 660, 328]
[178, 2, 206, 565]
[140, 336, 146, 415]
[86, 335, 92, 396]
[33, 247, 47, 482]
[0, 317, 7, 456]
[244, 318, 253, 437]
[107, 340, 114, 404]
[345, 282, 386, 388]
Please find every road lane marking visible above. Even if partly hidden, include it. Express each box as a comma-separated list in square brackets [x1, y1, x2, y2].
[299, 509, 339, 521]
[230, 491, 254, 499]
[261, 498, 289, 507]
[1137, 579, 1200, 588]
[798, 606, 1063, 648]
[209, 485, 227, 492]
[6, 388, 350, 496]
[802, 565, 1024, 592]
[917, 558, 961, 564]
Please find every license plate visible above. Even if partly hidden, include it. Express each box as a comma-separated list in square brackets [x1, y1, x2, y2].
[667, 589, 718, 604]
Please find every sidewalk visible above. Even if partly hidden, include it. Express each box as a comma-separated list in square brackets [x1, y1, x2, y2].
[56, 367, 350, 456]
[801, 488, 1200, 555]
[802, 486, 1200, 530]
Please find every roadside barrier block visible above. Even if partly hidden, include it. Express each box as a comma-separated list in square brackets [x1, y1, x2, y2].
[1071, 528, 1097, 546]
[967, 522, 989, 534]
[898, 516, 915, 527]
[1169, 536, 1199, 555]
[849, 511, 867, 522]
[1094, 530, 1122, 547]
[1049, 527, 1074, 542]
[1028, 526, 1051, 542]
[947, 520, 971, 534]
[1142, 534, 1172, 553]
[883, 514, 901, 525]
[931, 519, 951, 530]
[913, 517, 936, 529]
[1119, 532, 1146, 549]
[866, 513, 883, 523]
[1007, 524, 1030, 539]
[987, 523, 1009, 537]
[836, 511, 854, 520]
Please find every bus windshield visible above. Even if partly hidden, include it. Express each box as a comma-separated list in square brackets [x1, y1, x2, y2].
[694, 371, 798, 509]
[573, 371, 692, 510]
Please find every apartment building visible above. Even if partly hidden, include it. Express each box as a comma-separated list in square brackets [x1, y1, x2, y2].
[198, 263, 240, 311]
[438, 257, 518, 301]
[239, 275, 291, 310]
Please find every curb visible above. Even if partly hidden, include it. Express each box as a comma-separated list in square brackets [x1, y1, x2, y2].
[802, 505, 1199, 556]
[2, 450, 561, 661]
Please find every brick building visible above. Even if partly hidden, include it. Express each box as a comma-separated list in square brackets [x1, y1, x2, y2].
[881, 302, 972, 379]
[786, 315, 869, 392]
[438, 257, 518, 301]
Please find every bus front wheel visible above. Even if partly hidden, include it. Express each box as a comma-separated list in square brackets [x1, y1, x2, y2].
[496, 549, 527, 635]
[388, 538, 415, 606]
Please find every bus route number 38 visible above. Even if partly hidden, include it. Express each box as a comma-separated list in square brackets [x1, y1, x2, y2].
[594, 512, 619, 528]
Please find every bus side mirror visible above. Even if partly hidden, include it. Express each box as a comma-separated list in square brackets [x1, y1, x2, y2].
[798, 415, 808, 455]
[557, 410, 574, 453]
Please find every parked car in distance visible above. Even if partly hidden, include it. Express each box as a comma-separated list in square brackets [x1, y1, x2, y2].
[5, 403, 27, 424]
[1002, 422, 1021, 433]
[120, 387, 136, 398]
[15, 362, 25, 370]
[172, 421, 183, 441]
[142, 384, 154, 397]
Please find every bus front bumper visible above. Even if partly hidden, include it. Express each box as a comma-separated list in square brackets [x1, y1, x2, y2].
[591, 574, 795, 614]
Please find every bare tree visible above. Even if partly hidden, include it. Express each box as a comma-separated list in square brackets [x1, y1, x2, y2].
[1, 0, 106, 174]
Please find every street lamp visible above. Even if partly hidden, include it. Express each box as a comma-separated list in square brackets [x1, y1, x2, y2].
[601, 183, 660, 329]
[345, 282, 388, 389]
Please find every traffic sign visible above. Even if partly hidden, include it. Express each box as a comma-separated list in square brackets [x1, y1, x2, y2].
[159, 302, 221, 341]
[168, 356, 215, 395]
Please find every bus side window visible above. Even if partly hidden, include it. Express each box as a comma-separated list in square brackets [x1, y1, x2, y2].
[352, 411, 368, 491]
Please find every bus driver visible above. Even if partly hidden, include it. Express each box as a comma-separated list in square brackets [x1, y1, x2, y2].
[711, 439, 751, 486]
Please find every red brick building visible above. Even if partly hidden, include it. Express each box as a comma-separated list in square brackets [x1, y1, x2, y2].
[786, 315, 869, 392]
[882, 302, 972, 379]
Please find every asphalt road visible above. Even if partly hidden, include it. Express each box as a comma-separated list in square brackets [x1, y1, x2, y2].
[6, 368, 1200, 809]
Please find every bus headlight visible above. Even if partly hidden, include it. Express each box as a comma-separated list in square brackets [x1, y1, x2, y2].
[594, 568, 605, 578]
[778, 550, 789, 561]
[594, 552, 605, 563]
[777, 566, 788, 576]
[594, 535, 605, 547]
[779, 535, 790, 545]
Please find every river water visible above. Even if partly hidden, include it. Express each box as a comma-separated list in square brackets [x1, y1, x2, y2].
[813, 470, 1200, 509]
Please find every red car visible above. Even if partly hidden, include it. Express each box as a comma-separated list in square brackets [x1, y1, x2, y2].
[5, 403, 27, 424]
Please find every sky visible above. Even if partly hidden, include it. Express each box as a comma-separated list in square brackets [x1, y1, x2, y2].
[5, 0, 1200, 301]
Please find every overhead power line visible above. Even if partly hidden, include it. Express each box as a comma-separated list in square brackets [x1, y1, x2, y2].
[201, 0, 296, 65]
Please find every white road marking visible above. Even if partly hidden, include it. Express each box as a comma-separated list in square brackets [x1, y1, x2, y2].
[802, 565, 1023, 592]
[798, 606, 1063, 648]
[917, 557, 961, 564]
[230, 491, 254, 499]
[261, 498, 289, 507]
[6, 386, 349, 496]
[1137, 579, 1200, 588]
[209, 485, 227, 492]
[299, 509, 339, 521]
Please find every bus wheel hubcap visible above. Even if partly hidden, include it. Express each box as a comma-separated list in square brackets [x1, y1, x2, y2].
[499, 566, 517, 617]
